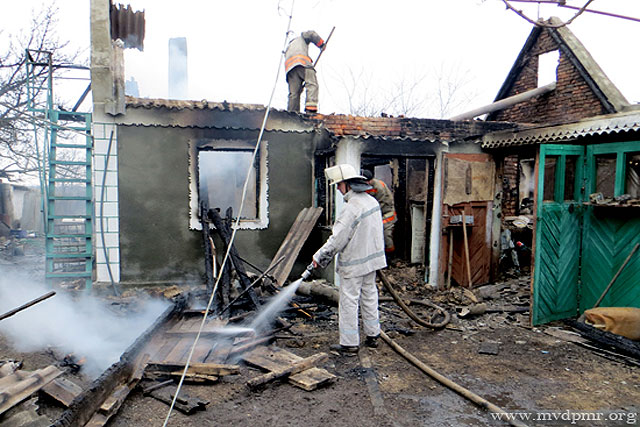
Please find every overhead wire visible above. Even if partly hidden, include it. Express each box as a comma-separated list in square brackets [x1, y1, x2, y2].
[161, 1, 296, 424]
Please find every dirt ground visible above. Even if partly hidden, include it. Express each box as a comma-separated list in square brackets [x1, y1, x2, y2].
[1, 241, 639, 426]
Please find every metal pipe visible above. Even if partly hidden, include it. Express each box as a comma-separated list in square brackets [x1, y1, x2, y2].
[449, 82, 556, 121]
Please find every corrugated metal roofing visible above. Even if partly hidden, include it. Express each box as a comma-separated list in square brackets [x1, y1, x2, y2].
[117, 123, 314, 134]
[110, 2, 145, 50]
[126, 96, 289, 113]
[482, 110, 640, 148]
[344, 134, 442, 144]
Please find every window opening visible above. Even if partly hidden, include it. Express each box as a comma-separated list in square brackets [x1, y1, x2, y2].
[188, 138, 268, 230]
[538, 50, 559, 88]
[595, 154, 617, 199]
[543, 156, 557, 201]
[564, 156, 577, 201]
[518, 158, 535, 213]
[625, 152, 640, 198]
[198, 150, 258, 220]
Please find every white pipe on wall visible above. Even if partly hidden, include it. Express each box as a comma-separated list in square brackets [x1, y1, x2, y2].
[427, 148, 447, 289]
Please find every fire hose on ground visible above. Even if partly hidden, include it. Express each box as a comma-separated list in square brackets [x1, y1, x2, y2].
[297, 269, 526, 427]
[376, 270, 527, 427]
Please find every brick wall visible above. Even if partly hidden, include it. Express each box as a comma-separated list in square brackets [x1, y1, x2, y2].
[492, 30, 607, 124]
[502, 154, 520, 216]
[313, 114, 517, 141]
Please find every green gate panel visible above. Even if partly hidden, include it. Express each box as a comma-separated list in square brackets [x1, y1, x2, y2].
[580, 207, 640, 311]
[532, 144, 584, 326]
[533, 204, 581, 324]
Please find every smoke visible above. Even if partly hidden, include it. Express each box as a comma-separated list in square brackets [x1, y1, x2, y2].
[0, 273, 169, 378]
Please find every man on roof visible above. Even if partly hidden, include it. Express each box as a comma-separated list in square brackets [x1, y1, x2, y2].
[284, 30, 325, 114]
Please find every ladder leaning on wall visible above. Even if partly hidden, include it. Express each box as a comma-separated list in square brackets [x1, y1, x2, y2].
[25, 50, 94, 290]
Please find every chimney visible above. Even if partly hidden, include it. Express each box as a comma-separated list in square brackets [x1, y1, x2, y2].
[168, 37, 188, 100]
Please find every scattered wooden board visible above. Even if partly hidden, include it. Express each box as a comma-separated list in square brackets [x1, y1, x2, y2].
[146, 362, 239, 376]
[0, 365, 62, 416]
[268, 207, 323, 286]
[167, 372, 218, 383]
[165, 317, 229, 335]
[242, 346, 334, 391]
[149, 385, 209, 415]
[41, 377, 83, 407]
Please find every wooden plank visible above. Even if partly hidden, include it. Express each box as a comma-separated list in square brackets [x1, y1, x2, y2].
[191, 337, 216, 363]
[204, 342, 232, 364]
[242, 346, 334, 391]
[147, 336, 180, 364]
[247, 353, 328, 390]
[146, 362, 239, 376]
[168, 372, 218, 383]
[162, 337, 193, 364]
[41, 377, 83, 407]
[243, 345, 297, 371]
[166, 318, 229, 335]
[0, 365, 62, 416]
[268, 207, 323, 286]
[277, 208, 322, 285]
[149, 386, 209, 415]
[99, 384, 129, 415]
[85, 384, 130, 427]
[288, 367, 335, 391]
[358, 350, 387, 416]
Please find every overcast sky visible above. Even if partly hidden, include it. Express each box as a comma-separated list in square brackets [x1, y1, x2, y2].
[4, 0, 640, 118]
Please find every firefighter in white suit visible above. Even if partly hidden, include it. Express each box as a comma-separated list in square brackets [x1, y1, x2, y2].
[312, 164, 387, 354]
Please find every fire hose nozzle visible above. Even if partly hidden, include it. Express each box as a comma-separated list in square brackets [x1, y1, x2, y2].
[301, 263, 315, 281]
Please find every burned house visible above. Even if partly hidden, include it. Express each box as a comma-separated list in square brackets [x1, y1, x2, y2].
[90, 0, 639, 328]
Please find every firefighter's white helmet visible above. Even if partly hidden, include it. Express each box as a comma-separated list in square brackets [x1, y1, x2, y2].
[324, 164, 366, 186]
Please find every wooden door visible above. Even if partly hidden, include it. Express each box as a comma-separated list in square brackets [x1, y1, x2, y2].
[439, 153, 495, 288]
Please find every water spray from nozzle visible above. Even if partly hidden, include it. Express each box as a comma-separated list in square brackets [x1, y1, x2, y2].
[300, 263, 315, 281]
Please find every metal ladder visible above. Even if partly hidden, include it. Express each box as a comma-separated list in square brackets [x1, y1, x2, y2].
[25, 50, 94, 290]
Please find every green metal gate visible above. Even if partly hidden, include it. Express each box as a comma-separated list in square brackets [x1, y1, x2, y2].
[532, 145, 584, 325]
[581, 142, 640, 311]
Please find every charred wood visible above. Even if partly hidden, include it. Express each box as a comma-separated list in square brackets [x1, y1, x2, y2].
[207, 208, 260, 310]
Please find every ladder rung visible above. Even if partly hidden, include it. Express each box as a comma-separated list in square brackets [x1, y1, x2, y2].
[50, 160, 91, 166]
[49, 196, 91, 201]
[45, 271, 92, 278]
[51, 143, 91, 149]
[50, 178, 91, 183]
[46, 253, 92, 259]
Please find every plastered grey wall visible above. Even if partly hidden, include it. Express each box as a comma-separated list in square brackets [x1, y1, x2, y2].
[117, 125, 318, 285]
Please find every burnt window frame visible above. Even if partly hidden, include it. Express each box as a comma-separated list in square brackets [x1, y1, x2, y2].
[188, 138, 269, 230]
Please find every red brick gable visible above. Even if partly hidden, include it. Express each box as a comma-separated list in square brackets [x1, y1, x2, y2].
[491, 29, 607, 124]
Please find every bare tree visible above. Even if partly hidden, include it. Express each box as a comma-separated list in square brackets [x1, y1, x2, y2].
[432, 62, 478, 119]
[331, 63, 477, 119]
[335, 67, 395, 117]
[0, 2, 83, 182]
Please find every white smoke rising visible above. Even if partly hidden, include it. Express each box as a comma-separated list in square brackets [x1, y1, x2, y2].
[0, 272, 169, 378]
